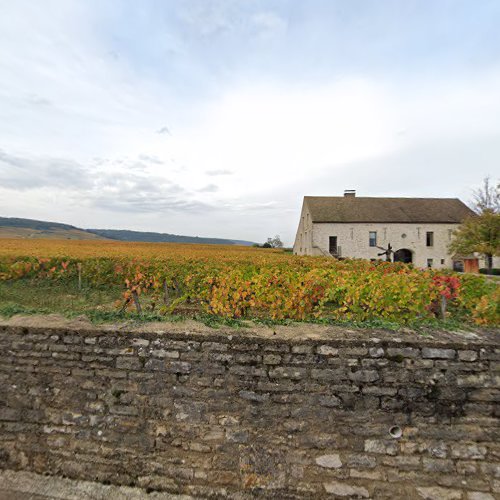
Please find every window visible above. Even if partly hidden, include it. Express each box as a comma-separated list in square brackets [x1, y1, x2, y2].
[441, 259, 445, 265]
[369, 231, 377, 247]
[426, 232, 434, 247]
[427, 258, 433, 268]
[329, 236, 338, 256]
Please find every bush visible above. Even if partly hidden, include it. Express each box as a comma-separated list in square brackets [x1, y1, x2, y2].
[479, 268, 500, 276]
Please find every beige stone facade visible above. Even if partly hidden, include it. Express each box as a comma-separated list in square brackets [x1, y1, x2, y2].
[293, 195, 475, 269]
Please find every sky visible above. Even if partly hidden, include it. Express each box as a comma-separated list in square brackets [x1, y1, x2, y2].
[0, 0, 499, 245]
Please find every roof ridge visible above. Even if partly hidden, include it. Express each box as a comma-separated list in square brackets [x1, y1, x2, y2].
[304, 196, 460, 200]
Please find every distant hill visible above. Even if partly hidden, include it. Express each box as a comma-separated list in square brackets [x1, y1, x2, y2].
[0, 217, 105, 240]
[86, 228, 255, 246]
[0, 217, 255, 246]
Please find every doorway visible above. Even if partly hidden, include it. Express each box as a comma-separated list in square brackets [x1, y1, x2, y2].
[394, 248, 412, 264]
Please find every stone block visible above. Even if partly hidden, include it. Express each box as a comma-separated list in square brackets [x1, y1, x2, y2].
[151, 349, 179, 359]
[311, 368, 346, 381]
[458, 350, 478, 362]
[350, 468, 384, 480]
[467, 493, 495, 500]
[234, 353, 262, 364]
[479, 462, 500, 477]
[364, 439, 398, 456]
[451, 443, 487, 460]
[110, 405, 139, 416]
[362, 386, 397, 396]
[422, 348, 456, 360]
[387, 347, 419, 358]
[263, 354, 281, 365]
[166, 361, 191, 374]
[0, 408, 21, 421]
[116, 357, 142, 370]
[292, 345, 313, 354]
[323, 481, 369, 498]
[383, 456, 421, 470]
[263, 344, 290, 353]
[423, 458, 454, 473]
[416, 487, 462, 499]
[317, 345, 339, 356]
[238, 390, 269, 402]
[345, 454, 377, 469]
[349, 370, 379, 383]
[318, 395, 342, 407]
[268, 367, 306, 379]
[315, 454, 342, 468]
[144, 359, 166, 371]
[202, 342, 228, 352]
[131, 338, 149, 347]
[369, 347, 384, 358]
[457, 374, 493, 387]
[342, 347, 368, 356]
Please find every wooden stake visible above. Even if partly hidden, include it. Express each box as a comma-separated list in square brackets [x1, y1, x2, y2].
[163, 279, 170, 305]
[132, 290, 142, 314]
[77, 263, 82, 291]
[440, 295, 447, 320]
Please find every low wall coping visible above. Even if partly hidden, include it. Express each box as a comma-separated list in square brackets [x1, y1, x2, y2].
[1, 314, 498, 349]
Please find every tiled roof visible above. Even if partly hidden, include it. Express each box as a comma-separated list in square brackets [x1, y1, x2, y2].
[305, 196, 475, 223]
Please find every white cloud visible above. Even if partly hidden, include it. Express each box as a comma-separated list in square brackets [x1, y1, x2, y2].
[1, 1, 499, 244]
[252, 11, 288, 40]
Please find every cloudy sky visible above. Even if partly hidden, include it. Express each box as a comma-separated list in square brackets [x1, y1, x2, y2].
[1, 0, 499, 244]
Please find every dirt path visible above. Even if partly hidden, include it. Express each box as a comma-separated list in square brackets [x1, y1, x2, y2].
[0, 470, 196, 500]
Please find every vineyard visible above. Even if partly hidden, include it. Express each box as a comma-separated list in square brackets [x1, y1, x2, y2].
[0, 239, 498, 326]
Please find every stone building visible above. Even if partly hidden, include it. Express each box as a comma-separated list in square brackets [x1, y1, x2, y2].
[293, 191, 476, 269]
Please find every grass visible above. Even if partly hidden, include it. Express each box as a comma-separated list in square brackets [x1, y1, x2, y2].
[0, 279, 250, 328]
[0, 280, 121, 319]
[0, 279, 477, 332]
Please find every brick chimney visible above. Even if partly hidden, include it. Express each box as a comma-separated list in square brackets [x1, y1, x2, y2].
[344, 190, 356, 197]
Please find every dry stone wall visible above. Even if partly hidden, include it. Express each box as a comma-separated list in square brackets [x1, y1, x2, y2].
[0, 322, 498, 499]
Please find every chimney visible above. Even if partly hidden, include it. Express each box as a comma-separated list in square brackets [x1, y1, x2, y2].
[344, 189, 356, 197]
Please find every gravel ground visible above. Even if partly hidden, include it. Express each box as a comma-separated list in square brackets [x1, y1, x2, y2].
[0, 470, 197, 500]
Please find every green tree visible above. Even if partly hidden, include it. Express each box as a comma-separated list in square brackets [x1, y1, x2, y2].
[449, 211, 500, 274]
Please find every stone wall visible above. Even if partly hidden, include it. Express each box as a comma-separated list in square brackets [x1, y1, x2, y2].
[0, 321, 498, 499]
[311, 222, 458, 269]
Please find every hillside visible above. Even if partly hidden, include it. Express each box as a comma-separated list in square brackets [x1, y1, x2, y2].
[0, 217, 105, 240]
[0, 217, 255, 246]
[86, 228, 255, 246]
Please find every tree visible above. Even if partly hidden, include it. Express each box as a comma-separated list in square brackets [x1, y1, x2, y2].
[449, 211, 500, 274]
[262, 235, 284, 248]
[453, 176, 500, 273]
[265, 235, 284, 248]
[471, 176, 500, 214]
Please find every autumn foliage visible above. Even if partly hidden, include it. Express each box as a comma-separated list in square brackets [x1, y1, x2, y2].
[0, 239, 498, 325]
